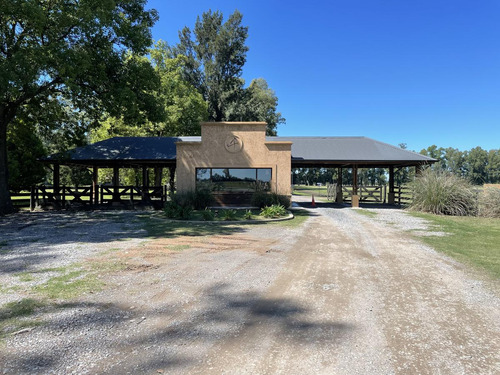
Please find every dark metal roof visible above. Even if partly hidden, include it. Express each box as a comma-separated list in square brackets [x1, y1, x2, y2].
[42, 137, 199, 166]
[267, 136, 435, 166]
[42, 136, 435, 167]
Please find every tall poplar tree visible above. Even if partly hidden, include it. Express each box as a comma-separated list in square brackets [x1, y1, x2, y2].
[171, 10, 285, 135]
[172, 9, 248, 122]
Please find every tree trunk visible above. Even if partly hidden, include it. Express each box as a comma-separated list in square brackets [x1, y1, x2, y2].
[0, 114, 14, 215]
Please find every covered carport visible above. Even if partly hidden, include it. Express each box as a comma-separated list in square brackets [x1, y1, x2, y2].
[269, 136, 436, 207]
[39, 133, 435, 210]
[39, 137, 195, 209]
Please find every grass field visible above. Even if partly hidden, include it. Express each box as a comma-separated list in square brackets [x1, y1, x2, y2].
[292, 185, 329, 197]
[410, 212, 500, 279]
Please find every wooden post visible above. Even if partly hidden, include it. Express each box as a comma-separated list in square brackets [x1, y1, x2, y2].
[336, 167, 343, 203]
[415, 164, 422, 176]
[142, 167, 148, 188]
[89, 184, 93, 209]
[352, 165, 359, 207]
[30, 186, 35, 211]
[92, 166, 99, 205]
[154, 167, 163, 187]
[62, 185, 66, 208]
[388, 166, 395, 204]
[53, 163, 60, 204]
[142, 166, 149, 201]
[113, 166, 120, 202]
[168, 166, 176, 197]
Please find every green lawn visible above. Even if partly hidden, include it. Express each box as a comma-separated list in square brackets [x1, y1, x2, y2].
[293, 185, 328, 197]
[410, 212, 500, 279]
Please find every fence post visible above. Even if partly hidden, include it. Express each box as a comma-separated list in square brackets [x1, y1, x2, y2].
[89, 184, 93, 208]
[30, 186, 35, 211]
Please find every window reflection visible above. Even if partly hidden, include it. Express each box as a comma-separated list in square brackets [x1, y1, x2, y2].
[196, 168, 272, 192]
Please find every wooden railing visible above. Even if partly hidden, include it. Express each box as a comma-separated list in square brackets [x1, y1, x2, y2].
[9, 185, 169, 210]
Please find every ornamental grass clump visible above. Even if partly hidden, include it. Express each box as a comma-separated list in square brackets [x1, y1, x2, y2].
[243, 210, 253, 220]
[201, 208, 215, 221]
[222, 209, 237, 221]
[478, 187, 500, 218]
[409, 169, 478, 216]
[260, 204, 287, 218]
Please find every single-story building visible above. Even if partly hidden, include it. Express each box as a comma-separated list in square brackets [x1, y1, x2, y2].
[41, 121, 435, 207]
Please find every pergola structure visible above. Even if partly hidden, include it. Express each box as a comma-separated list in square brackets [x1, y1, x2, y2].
[41, 134, 435, 208]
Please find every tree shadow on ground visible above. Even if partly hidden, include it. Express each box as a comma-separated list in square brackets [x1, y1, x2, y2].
[1, 283, 355, 374]
[0, 211, 249, 274]
[0, 208, 317, 274]
[106, 282, 355, 373]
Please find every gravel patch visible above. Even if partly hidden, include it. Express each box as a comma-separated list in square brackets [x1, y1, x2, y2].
[0, 211, 147, 305]
[0, 210, 309, 374]
[1, 207, 499, 374]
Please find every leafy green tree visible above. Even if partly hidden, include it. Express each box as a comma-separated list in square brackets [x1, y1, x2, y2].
[486, 150, 500, 183]
[173, 10, 248, 122]
[6, 119, 46, 191]
[172, 10, 284, 135]
[359, 168, 387, 186]
[443, 147, 466, 177]
[0, 0, 161, 214]
[465, 146, 488, 185]
[226, 78, 285, 136]
[92, 50, 208, 186]
[420, 145, 446, 169]
[92, 51, 208, 141]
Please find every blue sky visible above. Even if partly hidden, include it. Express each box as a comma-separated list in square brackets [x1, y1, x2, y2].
[146, 0, 500, 152]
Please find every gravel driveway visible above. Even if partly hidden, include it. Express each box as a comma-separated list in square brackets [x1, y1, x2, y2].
[0, 206, 499, 374]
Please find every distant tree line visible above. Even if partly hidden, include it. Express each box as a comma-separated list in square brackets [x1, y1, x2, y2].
[419, 145, 500, 185]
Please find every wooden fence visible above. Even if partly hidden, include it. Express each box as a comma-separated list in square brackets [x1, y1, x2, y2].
[11, 185, 169, 210]
[326, 183, 412, 204]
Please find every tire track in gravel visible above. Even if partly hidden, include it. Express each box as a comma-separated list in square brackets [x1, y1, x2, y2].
[185, 208, 500, 375]
[324, 208, 500, 375]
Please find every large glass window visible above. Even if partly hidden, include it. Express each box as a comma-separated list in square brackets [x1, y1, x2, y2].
[196, 168, 272, 192]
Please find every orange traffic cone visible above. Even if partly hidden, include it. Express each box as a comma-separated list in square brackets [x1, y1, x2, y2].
[311, 194, 316, 207]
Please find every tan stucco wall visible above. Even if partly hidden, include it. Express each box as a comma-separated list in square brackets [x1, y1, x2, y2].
[176, 122, 292, 196]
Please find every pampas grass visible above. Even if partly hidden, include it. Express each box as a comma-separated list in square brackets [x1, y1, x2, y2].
[410, 169, 478, 216]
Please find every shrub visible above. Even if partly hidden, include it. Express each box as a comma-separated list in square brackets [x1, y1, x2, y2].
[164, 201, 181, 219]
[170, 193, 191, 208]
[190, 189, 215, 210]
[201, 208, 215, 221]
[243, 210, 253, 220]
[251, 192, 291, 209]
[260, 204, 288, 218]
[478, 187, 500, 218]
[164, 200, 192, 220]
[409, 169, 478, 216]
[169, 189, 214, 211]
[222, 209, 237, 221]
[178, 205, 193, 220]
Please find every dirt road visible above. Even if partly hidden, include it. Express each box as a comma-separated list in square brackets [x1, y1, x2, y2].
[186, 209, 500, 375]
[1, 207, 499, 374]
